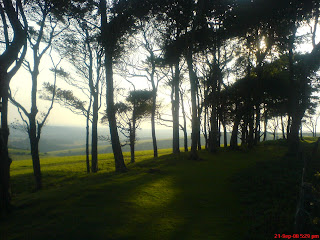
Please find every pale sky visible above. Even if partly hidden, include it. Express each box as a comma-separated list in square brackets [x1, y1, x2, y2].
[8, 52, 173, 130]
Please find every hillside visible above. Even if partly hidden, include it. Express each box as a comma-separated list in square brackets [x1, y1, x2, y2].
[8, 125, 303, 158]
[2, 141, 318, 239]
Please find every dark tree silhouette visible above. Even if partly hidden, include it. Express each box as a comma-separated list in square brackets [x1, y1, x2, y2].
[8, 0, 69, 190]
[0, 0, 27, 216]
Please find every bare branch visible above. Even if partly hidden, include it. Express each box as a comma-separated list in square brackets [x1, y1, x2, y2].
[8, 89, 30, 118]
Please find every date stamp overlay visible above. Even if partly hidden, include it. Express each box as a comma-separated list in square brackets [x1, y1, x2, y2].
[274, 234, 320, 239]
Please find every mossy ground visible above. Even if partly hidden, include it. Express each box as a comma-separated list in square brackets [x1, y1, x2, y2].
[1, 141, 317, 240]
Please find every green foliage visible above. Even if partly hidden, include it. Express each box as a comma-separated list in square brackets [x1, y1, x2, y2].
[126, 90, 153, 119]
[49, 67, 70, 79]
[41, 83, 87, 114]
[102, 89, 153, 125]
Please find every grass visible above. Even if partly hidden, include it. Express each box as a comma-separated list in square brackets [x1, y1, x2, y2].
[1, 141, 316, 240]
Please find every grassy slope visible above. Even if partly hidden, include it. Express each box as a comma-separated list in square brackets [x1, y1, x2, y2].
[1, 142, 308, 240]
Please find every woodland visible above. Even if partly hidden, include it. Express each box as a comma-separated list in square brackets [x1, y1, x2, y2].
[1, 0, 320, 238]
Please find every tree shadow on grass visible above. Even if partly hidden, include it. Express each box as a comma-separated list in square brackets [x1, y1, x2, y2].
[231, 154, 303, 240]
[1, 149, 295, 240]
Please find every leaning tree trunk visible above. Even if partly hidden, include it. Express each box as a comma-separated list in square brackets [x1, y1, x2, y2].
[105, 52, 127, 172]
[186, 50, 199, 160]
[91, 93, 99, 172]
[100, 0, 126, 172]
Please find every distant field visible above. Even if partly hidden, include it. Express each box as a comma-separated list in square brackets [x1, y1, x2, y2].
[9, 148, 48, 161]
[2, 140, 318, 239]
[10, 138, 188, 158]
[46, 138, 184, 156]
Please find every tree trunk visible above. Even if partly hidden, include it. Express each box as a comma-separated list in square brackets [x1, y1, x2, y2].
[0, 0, 27, 215]
[91, 93, 99, 172]
[263, 109, 268, 141]
[29, 119, 42, 190]
[0, 85, 11, 216]
[287, 32, 301, 153]
[230, 110, 240, 150]
[186, 50, 199, 160]
[130, 113, 136, 163]
[263, 122, 267, 141]
[198, 126, 201, 150]
[209, 105, 218, 153]
[28, 67, 42, 190]
[151, 91, 158, 157]
[203, 104, 208, 150]
[241, 122, 247, 147]
[172, 62, 180, 154]
[254, 104, 261, 144]
[287, 116, 291, 139]
[281, 116, 286, 139]
[0, 127, 11, 217]
[105, 52, 127, 172]
[180, 91, 188, 152]
[223, 122, 228, 148]
[100, 0, 126, 172]
[197, 87, 202, 151]
[248, 107, 254, 148]
[85, 117, 90, 173]
[218, 120, 221, 147]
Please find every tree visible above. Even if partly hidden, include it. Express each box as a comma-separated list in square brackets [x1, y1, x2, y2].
[8, 0, 69, 190]
[137, 21, 164, 158]
[116, 19, 166, 158]
[41, 81, 93, 172]
[99, 0, 130, 172]
[102, 90, 153, 163]
[225, 0, 319, 153]
[57, 15, 105, 173]
[9, 54, 61, 190]
[99, 0, 165, 171]
[0, 0, 27, 216]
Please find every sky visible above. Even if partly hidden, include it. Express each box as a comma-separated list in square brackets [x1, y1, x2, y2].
[8, 51, 173, 130]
